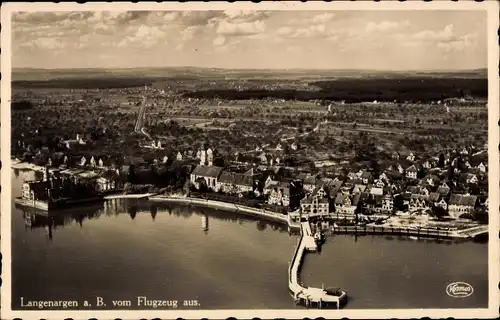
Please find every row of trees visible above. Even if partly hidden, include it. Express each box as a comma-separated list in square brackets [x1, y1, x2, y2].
[126, 161, 192, 190]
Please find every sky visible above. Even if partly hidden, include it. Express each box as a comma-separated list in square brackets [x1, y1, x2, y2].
[11, 10, 487, 70]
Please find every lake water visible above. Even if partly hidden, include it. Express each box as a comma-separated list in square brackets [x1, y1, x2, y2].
[11, 169, 488, 309]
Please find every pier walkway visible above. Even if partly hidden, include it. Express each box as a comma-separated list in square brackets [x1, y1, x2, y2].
[104, 193, 156, 200]
[331, 224, 488, 239]
[288, 222, 347, 309]
[453, 225, 489, 238]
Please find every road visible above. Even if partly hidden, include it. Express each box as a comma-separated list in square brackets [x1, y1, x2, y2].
[134, 95, 151, 139]
[134, 95, 147, 133]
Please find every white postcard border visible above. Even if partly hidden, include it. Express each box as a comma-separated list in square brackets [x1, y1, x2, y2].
[1, 1, 499, 319]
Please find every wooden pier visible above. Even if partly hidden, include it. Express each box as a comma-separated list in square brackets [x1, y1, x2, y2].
[330, 224, 488, 239]
[288, 222, 347, 309]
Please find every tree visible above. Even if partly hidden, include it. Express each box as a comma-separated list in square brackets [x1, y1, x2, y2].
[472, 208, 488, 224]
[213, 156, 224, 167]
[432, 206, 448, 218]
[149, 164, 159, 185]
[417, 168, 425, 179]
[369, 159, 380, 176]
[127, 165, 137, 184]
[438, 153, 445, 167]
[448, 163, 457, 181]
[393, 194, 407, 211]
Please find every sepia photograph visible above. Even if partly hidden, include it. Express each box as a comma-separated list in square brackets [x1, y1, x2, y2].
[1, 2, 499, 319]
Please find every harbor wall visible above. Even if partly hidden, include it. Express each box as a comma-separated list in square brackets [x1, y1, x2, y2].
[14, 198, 49, 211]
[14, 196, 105, 211]
[149, 195, 291, 225]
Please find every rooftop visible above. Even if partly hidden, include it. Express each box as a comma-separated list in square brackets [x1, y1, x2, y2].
[449, 194, 478, 207]
[219, 171, 253, 187]
[192, 165, 224, 178]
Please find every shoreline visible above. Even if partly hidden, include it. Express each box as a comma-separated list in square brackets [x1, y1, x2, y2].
[11, 162, 488, 240]
[149, 195, 488, 240]
[149, 195, 293, 226]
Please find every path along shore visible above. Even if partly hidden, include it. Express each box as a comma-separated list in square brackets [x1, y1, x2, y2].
[148, 195, 488, 239]
[149, 195, 292, 226]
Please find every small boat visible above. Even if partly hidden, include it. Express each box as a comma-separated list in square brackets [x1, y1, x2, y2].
[409, 236, 419, 240]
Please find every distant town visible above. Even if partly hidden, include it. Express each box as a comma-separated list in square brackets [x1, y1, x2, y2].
[11, 70, 489, 232]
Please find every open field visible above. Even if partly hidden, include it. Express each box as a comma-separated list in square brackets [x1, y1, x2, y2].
[11, 67, 488, 174]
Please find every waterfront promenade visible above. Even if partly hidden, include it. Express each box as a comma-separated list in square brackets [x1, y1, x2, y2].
[148, 195, 487, 240]
[149, 195, 294, 226]
[104, 193, 156, 200]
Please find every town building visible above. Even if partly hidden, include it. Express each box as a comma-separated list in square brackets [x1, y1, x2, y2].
[353, 184, 367, 195]
[22, 180, 48, 200]
[190, 165, 224, 191]
[96, 176, 116, 192]
[434, 196, 448, 210]
[448, 194, 478, 219]
[334, 193, 360, 215]
[360, 170, 372, 184]
[217, 170, 255, 195]
[422, 160, 432, 169]
[268, 180, 293, 207]
[436, 182, 451, 197]
[406, 152, 415, 162]
[302, 175, 318, 193]
[206, 148, 214, 166]
[405, 165, 418, 179]
[422, 174, 440, 187]
[408, 194, 430, 212]
[477, 162, 486, 173]
[374, 179, 385, 188]
[263, 175, 279, 195]
[382, 194, 394, 213]
[379, 172, 389, 182]
[465, 173, 478, 184]
[300, 191, 329, 217]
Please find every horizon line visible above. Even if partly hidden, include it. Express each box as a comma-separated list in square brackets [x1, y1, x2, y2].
[11, 65, 488, 73]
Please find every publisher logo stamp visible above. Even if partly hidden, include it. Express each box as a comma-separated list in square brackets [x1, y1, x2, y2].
[446, 282, 474, 298]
